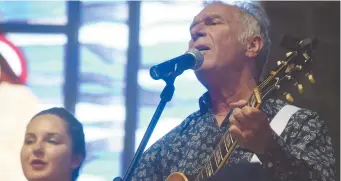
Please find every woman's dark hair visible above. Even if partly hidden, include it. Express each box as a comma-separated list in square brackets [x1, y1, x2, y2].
[32, 107, 86, 181]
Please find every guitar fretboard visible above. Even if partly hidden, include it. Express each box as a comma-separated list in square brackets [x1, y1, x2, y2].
[195, 130, 237, 181]
[194, 94, 258, 181]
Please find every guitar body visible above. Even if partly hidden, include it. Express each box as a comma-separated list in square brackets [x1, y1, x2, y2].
[165, 172, 189, 181]
[165, 172, 196, 181]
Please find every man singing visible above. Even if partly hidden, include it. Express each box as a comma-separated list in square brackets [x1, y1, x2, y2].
[131, 1, 336, 181]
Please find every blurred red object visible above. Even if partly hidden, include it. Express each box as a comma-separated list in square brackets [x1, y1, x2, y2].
[0, 35, 27, 84]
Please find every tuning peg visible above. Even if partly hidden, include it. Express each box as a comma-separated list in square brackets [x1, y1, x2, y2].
[303, 52, 311, 60]
[305, 72, 316, 84]
[277, 60, 284, 66]
[286, 51, 293, 57]
[282, 92, 294, 103]
[294, 82, 304, 94]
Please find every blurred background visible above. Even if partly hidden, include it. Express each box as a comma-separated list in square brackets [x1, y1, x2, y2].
[0, 1, 339, 181]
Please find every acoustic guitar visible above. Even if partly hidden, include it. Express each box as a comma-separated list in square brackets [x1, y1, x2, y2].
[165, 37, 317, 181]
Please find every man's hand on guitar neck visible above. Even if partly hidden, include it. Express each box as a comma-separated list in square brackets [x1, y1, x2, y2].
[228, 100, 275, 154]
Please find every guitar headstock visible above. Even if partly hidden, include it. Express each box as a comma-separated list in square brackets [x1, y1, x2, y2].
[250, 36, 318, 107]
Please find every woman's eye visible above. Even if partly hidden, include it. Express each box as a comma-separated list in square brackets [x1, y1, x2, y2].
[24, 139, 34, 145]
[48, 139, 59, 144]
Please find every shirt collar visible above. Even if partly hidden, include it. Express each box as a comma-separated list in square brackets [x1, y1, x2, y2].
[198, 91, 232, 128]
[199, 91, 212, 114]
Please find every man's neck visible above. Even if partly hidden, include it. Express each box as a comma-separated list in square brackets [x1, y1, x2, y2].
[207, 68, 257, 126]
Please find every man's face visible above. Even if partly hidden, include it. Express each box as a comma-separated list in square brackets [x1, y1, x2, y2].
[189, 4, 245, 81]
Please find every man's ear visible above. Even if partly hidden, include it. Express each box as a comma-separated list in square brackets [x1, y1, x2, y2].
[245, 35, 263, 59]
[71, 153, 84, 170]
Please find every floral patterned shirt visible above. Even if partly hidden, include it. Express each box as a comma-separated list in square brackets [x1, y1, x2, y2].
[130, 92, 336, 181]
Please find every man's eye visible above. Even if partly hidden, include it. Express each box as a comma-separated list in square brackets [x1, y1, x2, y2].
[211, 22, 217, 25]
[210, 20, 220, 26]
[205, 19, 219, 26]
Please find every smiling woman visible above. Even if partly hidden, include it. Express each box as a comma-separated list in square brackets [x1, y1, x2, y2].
[20, 107, 86, 181]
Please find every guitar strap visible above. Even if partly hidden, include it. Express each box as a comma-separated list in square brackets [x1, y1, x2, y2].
[250, 104, 301, 163]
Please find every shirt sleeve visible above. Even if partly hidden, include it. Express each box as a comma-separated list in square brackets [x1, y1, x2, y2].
[256, 109, 336, 181]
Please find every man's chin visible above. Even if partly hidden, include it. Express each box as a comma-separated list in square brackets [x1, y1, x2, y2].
[194, 67, 207, 77]
[194, 65, 215, 74]
[194, 69, 217, 88]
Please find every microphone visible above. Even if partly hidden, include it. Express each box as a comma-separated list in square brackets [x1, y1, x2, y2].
[149, 48, 204, 80]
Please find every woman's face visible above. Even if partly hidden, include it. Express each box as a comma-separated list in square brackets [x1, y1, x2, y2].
[20, 114, 80, 181]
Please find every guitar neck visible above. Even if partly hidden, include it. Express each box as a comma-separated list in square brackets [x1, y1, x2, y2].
[194, 92, 261, 181]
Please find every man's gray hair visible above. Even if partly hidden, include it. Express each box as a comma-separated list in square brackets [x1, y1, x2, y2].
[204, 1, 271, 80]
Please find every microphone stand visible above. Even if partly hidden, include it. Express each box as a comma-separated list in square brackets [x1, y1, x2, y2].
[114, 74, 177, 181]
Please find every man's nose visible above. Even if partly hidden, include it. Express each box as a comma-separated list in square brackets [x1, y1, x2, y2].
[191, 25, 206, 41]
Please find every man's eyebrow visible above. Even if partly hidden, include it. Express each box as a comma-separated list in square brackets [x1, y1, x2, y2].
[189, 14, 224, 31]
[208, 14, 223, 19]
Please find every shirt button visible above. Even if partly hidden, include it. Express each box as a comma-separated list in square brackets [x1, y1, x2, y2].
[267, 162, 273, 168]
